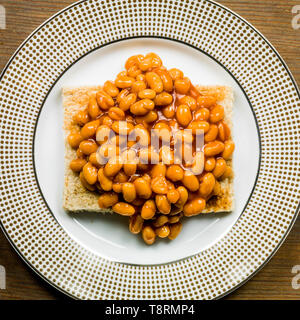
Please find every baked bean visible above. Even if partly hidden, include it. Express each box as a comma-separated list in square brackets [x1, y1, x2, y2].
[154, 68, 173, 92]
[175, 186, 189, 207]
[150, 163, 166, 178]
[166, 165, 184, 182]
[168, 68, 183, 81]
[112, 202, 135, 216]
[155, 195, 171, 214]
[114, 171, 129, 183]
[123, 161, 137, 176]
[107, 107, 124, 120]
[122, 182, 136, 203]
[131, 80, 147, 93]
[112, 121, 134, 135]
[204, 141, 225, 157]
[146, 52, 163, 68]
[98, 192, 119, 208]
[115, 75, 135, 89]
[218, 121, 231, 141]
[138, 56, 153, 72]
[136, 74, 146, 82]
[182, 171, 199, 192]
[168, 222, 182, 240]
[151, 176, 168, 194]
[104, 156, 123, 177]
[153, 215, 169, 227]
[187, 120, 210, 134]
[154, 122, 172, 142]
[102, 116, 114, 127]
[145, 72, 163, 93]
[97, 168, 113, 191]
[73, 109, 89, 126]
[194, 108, 210, 121]
[212, 158, 227, 178]
[154, 92, 173, 106]
[191, 151, 205, 175]
[134, 178, 152, 199]
[81, 120, 100, 139]
[82, 162, 98, 185]
[141, 199, 156, 220]
[197, 95, 217, 108]
[127, 64, 142, 78]
[125, 54, 144, 70]
[204, 124, 218, 142]
[168, 213, 183, 224]
[167, 189, 180, 203]
[199, 172, 215, 197]
[179, 95, 197, 111]
[96, 125, 111, 145]
[79, 171, 96, 191]
[210, 105, 224, 123]
[183, 198, 206, 217]
[70, 158, 87, 172]
[159, 146, 174, 165]
[112, 183, 123, 193]
[221, 165, 233, 180]
[142, 226, 156, 245]
[76, 148, 84, 158]
[176, 104, 192, 127]
[222, 140, 235, 160]
[130, 99, 154, 115]
[68, 132, 83, 148]
[162, 105, 175, 118]
[155, 225, 170, 238]
[137, 162, 150, 171]
[96, 90, 114, 110]
[88, 96, 101, 119]
[103, 80, 119, 97]
[98, 143, 119, 160]
[129, 214, 144, 234]
[138, 89, 156, 100]
[204, 157, 216, 172]
[79, 139, 98, 155]
[174, 77, 191, 94]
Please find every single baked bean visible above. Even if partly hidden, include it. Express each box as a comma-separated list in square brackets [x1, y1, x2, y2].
[162, 105, 175, 118]
[168, 222, 182, 240]
[154, 92, 173, 106]
[174, 77, 191, 94]
[103, 80, 119, 97]
[167, 189, 180, 203]
[130, 99, 154, 115]
[145, 72, 163, 93]
[88, 96, 101, 119]
[151, 176, 168, 194]
[123, 161, 137, 176]
[134, 177, 152, 199]
[154, 122, 172, 142]
[191, 151, 205, 175]
[150, 163, 166, 178]
[146, 52, 163, 68]
[176, 104, 192, 127]
[136, 73, 146, 81]
[96, 125, 111, 145]
[194, 108, 210, 121]
[76, 148, 84, 158]
[96, 90, 114, 110]
[114, 171, 129, 183]
[82, 162, 98, 185]
[68, 132, 83, 148]
[168, 213, 183, 224]
[210, 105, 224, 123]
[115, 75, 135, 89]
[108, 107, 125, 121]
[112, 121, 134, 135]
[136, 110, 158, 124]
[176, 186, 189, 207]
[129, 214, 144, 234]
[112, 202, 135, 216]
[138, 56, 153, 72]
[197, 95, 217, 108]
[199, 172, 215, 197]
[168, 68, 183, 81]
[204, 141, 225, 157]
[153, 215, 169, 227]
[70, 158, 87, 172]
[79, 139, 98, 155]
[179, 95, 197, 111]
[102, 116, 114, 127]
[220, 165, 233, 180]
[166, 165, 184, 182]
[154, 68, 173, 92]
[182, 170, 199, 192]
[141, 199, 156, 220]
[155, 194, 171, 214]
[138, 89, 156, 100]
[97, 168, 113, 191]
[112, 183, 123, 193]
[80, 171, 96, 191]
[104, 156, 123, 177]
[212, 158, 227, 178]
[131, 80, 147, 93]
[218, 121, 231, 141]
[125, 54, 144, 70]
[73, 109, 89, 126]
[222, 140, 235, 160]
[98, 192, 119, 208]
[187, 120, 210, 134]
[122, 182, 136, 203]
[183, 198, 206, 217]
[204, 157, 216, 172]
[142, 225, 156, 245]
[127, 64, 142, 78]
[204, 124, 218, 142]
[155, 225, 170, 238]
[81, 119, 100, 139]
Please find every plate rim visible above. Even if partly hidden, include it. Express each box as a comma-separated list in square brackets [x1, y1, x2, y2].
[0, 0, 299, 300]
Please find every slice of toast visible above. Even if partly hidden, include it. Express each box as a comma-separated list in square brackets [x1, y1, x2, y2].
[63, 85, 234, 214]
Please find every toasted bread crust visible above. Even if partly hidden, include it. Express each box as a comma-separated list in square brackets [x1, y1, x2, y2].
[63, 85, 234, 214]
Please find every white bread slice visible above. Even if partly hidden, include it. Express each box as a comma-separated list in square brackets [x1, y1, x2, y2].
[63, 85, 234, 213]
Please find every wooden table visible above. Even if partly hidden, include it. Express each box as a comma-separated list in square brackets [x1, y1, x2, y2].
[0, 0, 299, 300]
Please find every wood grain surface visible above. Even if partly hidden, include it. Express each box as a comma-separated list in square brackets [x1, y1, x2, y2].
[0, 0, 299, 300]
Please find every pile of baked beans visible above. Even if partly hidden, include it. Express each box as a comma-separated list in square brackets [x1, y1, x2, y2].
[68, 53, 234, 245]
